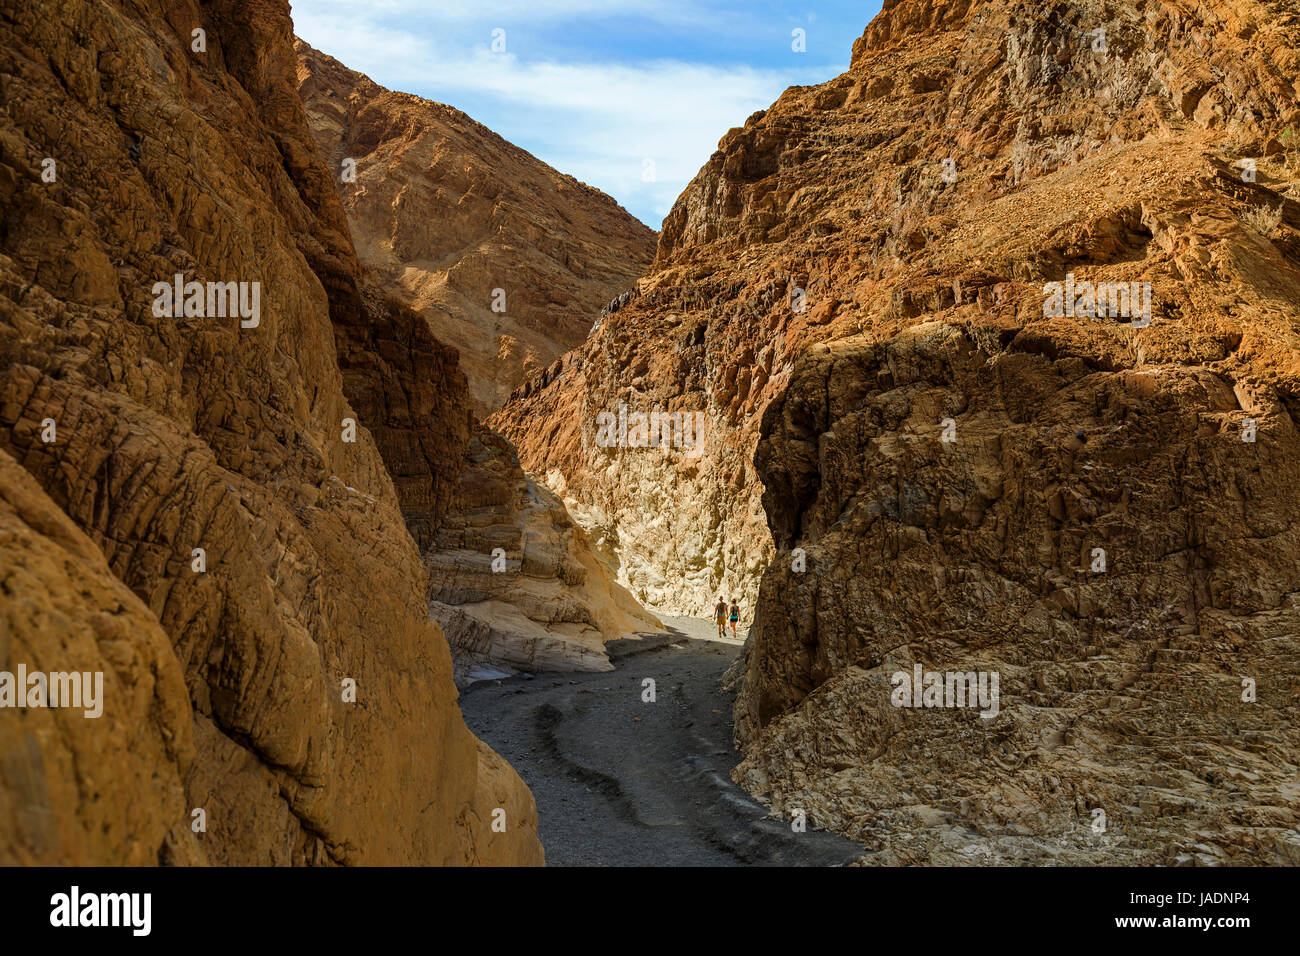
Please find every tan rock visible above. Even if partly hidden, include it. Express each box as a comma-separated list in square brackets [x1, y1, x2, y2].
[428, 424, 661, 679]
[295, 41, 657, 417]
[0, 451, 201, 865]
[0, 0, 540, 865]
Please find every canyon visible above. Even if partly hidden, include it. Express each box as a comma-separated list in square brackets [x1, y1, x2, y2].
[293, 44, 663, 679]
[493, 0, 1300, 863]
[3, 0, 1299, 869]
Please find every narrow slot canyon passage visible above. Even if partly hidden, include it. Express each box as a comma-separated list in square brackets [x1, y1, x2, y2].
[460, 616, 863, 866]
[5, 0, 1298, 886]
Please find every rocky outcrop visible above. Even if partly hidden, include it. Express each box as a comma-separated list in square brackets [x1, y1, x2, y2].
[0, 0, 540, 865]
[493, 0, 1300, 862]
[492, 0, 1300, 625]
[295, 41, 657, 417]
[428, 423, 661, 682]
[738, 325, 1300, 865]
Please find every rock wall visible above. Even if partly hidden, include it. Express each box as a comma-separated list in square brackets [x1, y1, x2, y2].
[295, 41, 657, 417]
[491, 0, 1300, 625]
[493, 0, 1300, 861]
[738, 323, 1300, 864]
[0, 0, 541, 865]
[428, 424, 662, 681]
[730, 1, 1300, 863]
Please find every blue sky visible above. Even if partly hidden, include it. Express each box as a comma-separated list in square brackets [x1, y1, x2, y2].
[290, 1, 884, 229]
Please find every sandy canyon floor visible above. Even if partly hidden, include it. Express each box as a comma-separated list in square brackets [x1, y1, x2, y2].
[460, 616, 864, 866]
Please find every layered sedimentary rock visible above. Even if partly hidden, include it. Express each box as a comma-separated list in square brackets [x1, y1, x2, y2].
[295, 41, 657, 416]
[496, 0, 1300, 861]
[0, 0, 540, 865]
[428, 423, 661, 682]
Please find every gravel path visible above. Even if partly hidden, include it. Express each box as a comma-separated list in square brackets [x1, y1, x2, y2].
[459, 615, 864, 866]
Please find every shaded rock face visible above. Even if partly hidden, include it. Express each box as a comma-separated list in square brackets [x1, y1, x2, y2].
[739, 326, 1300, 864]
[428, 424, 661, 682]
[337, 283, 470, 552]
[295, 41, 658, 417]
[492, 0, 1300, 623]
[493, 0, 1300, 861]
[0, 0, 540, 865]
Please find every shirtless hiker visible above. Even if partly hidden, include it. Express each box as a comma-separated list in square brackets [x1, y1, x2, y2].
[714, 596, 728, 638]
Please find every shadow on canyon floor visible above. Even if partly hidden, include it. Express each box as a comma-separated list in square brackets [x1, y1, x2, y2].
[459, 616, 865, 866]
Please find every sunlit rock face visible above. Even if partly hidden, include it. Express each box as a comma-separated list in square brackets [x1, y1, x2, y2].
[494, 0, 1300, 862]
[295, 40, 657, 418]
[293, 43, 662, 679]
[0, 0, 541, 865]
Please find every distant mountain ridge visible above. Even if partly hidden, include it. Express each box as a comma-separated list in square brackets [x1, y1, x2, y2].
[295, 40, 657, 416]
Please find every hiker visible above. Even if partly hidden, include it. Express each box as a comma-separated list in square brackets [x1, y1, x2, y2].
[714, 596, 728, 638]
[728, 599, 740, 639]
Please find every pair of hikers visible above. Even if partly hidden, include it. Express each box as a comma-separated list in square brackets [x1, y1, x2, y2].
[714, 597, 740, 639]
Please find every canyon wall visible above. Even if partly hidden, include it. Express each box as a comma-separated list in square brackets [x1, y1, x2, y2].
[493, 0, 1300, 626]
[295, 41, 657, 417]
[494, 0, 1300, 861]
[732, 0, 1300, 864]
[740, 321, 1300, 864]
[428, 422, 661, 681]
[0, 0, 541, 865]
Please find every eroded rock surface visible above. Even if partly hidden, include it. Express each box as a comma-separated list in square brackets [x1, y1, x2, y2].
[739, 326, 1300, 864]
[0, 0, 540, 865]
[429, 423, 661, 681]
[0, 450, 200, 865]
[493, 0, 1300, 862]
[493, 0, 1300, 622]
[295, 41, 657, 416]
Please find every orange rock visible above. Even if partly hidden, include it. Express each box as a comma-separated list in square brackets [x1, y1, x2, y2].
[295, 40, 656, 417]
[0, 0, 540, 865]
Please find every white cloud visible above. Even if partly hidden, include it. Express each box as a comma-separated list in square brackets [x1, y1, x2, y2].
[290, 1, 848, 227]
[464, 58, 803, 219]
[293, 0, 719, 27]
